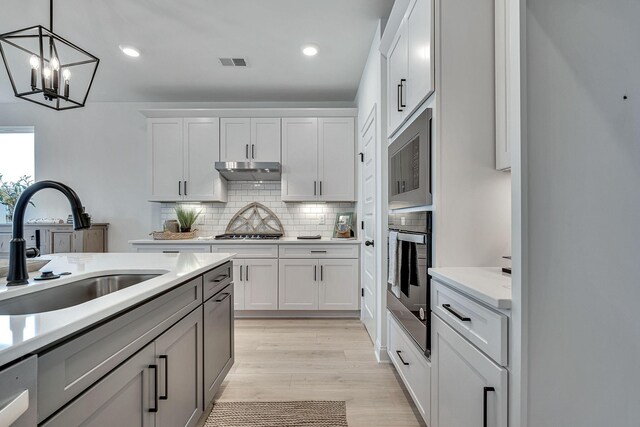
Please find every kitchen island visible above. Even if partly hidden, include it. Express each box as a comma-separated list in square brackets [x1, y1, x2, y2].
[0, 252, 235, 427]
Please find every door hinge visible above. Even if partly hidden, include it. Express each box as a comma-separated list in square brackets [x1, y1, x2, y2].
[359, 152, 364, 163]
[361, 288, 364, 297]
[361, 221, 364, 230]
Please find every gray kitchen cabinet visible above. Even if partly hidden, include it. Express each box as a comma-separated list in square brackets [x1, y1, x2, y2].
[72, 224, 109, 253]
[0, 232, 10, 257]
[0, 356, 37, 427]
[155, 308, 203, 427]
[203, 284, 234, 406]
[50, 231, 72, 253]
[42, 343, 156, 427]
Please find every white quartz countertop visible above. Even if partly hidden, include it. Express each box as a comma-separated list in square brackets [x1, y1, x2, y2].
[428, 267, 512, 309]
[0, 252, 234, 367]
[129, 237, 361, 245]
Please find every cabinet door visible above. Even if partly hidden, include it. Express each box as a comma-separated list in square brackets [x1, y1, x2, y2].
[233, 262, 245, 310]
[281, 118, 318, 201]
[73, 228, 106, 253]
[220, 118, 251, 161]
[50, 231, 72, 253]
[318, 118, 355, 201]
[244, 259, 278, 310]
[155, 308, 203, 427]
[406, 0, 434, 112]
[251, 118, 281, 162]
[203, 286, 234, 406]
[42, 344, 155, 427]
[431, 315, 508, 427]
[318, 259, 359, 310]
[184, 118, 226, 202]
[278, 259, 318, 310]
[148, 118, 184, 201]
[387, 24, 408, 137]
[0, 232, 10, 256]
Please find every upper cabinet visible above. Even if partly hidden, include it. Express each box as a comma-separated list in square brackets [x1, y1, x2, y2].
[148, 118, 227, 202]
[281, 117, 355, 202]
[386, 0, 435, 138]
[220, 118, 281, 162]
[495, 0, 512, 171]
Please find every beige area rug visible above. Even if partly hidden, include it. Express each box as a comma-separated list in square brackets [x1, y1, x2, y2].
[204, 401, 348, 427]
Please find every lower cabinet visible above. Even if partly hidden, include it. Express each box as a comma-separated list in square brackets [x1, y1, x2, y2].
[203, 284, 234, 405]
[234, 259, 279, 310]
[431, 314, 508, 427]
[278, 258, 359, 310]
[43, 309, 204, 427]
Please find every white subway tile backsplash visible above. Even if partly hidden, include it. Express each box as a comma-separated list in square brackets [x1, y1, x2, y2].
[160, 181, 356, 238]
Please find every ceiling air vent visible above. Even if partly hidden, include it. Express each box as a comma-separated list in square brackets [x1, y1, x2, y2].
[219, 58, 247, 67]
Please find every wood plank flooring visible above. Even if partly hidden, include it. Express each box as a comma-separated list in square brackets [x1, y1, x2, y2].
[211, 318, 426, 427]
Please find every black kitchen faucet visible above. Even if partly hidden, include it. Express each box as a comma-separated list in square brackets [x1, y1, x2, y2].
[6, 181, 91, 286]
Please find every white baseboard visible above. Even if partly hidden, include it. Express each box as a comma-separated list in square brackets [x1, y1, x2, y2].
[375, 346, 391, 363]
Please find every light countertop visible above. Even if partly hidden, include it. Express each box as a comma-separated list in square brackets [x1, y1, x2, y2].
[428, 267, 512, 309]
[0, 252, 234, 367]
[129, 237, 361, 245]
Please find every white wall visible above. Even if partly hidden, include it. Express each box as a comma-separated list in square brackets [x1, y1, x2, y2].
[524, 1, 640, 425]
[0, 101, 354, 252]
[355, 20, 388, 359]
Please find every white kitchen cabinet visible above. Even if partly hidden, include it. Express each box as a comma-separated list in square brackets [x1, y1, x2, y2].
[386, 0, 435, 137]
[318, 258, 359, 310]
[148, 117, 227, 202]
[279, 258, 359, 311]
[221, 118, 281, 162]
[234, 258, 278, 311]
[134, 245, 211, 253]
[281, 118, 318, 201]
[431, 314, 508, 427]
[282, 117, 355, 202]
[318, 118, 356, 202]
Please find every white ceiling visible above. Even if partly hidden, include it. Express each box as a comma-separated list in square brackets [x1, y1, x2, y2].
[0, 0, 393, 103]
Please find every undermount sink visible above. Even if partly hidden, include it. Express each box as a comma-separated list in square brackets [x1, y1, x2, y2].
[0, 273, 162, 315]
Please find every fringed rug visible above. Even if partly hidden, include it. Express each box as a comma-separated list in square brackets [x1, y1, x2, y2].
[204, 401, 348, 427]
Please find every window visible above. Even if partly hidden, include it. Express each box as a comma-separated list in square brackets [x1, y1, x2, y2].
[0, 127, 35, 218]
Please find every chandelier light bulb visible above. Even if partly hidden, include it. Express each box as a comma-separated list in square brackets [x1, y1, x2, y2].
[43, 67, 51, 78]
[62, 69, 71, 81]
[50, 57, 60, 71]
[29, 55, 40, 70]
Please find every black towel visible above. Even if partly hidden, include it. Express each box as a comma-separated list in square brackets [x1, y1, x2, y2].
[400, 242, 421, 298]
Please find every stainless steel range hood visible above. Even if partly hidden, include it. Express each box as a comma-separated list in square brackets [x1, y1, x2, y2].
[215, 162, 281, 181]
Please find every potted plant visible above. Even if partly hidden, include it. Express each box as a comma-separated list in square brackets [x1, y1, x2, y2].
[0, 175, 34, 223]
[174, 205, 201, 232]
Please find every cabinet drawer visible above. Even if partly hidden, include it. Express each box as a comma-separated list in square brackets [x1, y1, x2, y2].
[387, 311, 431, 424]
[432, 280, 508, 366]
[278, 245, 358, 259]
[37, 276, 202, 422]
[211, 244, 278, 258]
[0, 356, 37, 427]
[203, 261, 233, 301]
[134, 245, 211, 253]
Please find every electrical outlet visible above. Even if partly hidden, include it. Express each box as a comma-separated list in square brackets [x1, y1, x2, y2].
[400, 217, 406, 226]
[318, 214, 325, 225]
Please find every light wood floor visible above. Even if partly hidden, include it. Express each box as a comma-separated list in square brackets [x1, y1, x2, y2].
[212, 318, 426, 427]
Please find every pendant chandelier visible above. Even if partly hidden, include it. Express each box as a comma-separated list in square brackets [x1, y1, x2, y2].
[0, 0, 99, 111]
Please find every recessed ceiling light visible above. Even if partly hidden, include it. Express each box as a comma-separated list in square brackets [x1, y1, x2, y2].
[302, 44, 319, 57]
[119, 45, 140, 58]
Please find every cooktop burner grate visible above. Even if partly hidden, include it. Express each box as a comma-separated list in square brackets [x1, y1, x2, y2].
[214, 234, 282, 240]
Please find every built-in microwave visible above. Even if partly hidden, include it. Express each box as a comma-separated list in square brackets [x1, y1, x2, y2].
[388, 109, 432, 210]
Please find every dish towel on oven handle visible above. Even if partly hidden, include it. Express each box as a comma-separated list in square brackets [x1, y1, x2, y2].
[388, 231, 401, 298]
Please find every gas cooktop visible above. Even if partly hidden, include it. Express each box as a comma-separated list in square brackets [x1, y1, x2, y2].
[214, 234, 282, 240]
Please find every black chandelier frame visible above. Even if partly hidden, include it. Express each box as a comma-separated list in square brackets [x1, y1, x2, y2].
[0, 0, 99, 111]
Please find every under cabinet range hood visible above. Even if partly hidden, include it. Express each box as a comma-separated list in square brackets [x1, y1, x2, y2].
[215, 162, 281, 181]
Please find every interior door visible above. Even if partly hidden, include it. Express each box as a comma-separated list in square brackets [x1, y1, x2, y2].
[251, 118, 281, 162]
[184, 118, 221, 201]
[360, 110, 377, 340]
[281, 118, 318, 201]
[220, 118, 251, 161]
[155, 309, 203, 427]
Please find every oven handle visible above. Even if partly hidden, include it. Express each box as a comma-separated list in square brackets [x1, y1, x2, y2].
[397, 232, 426, 244]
